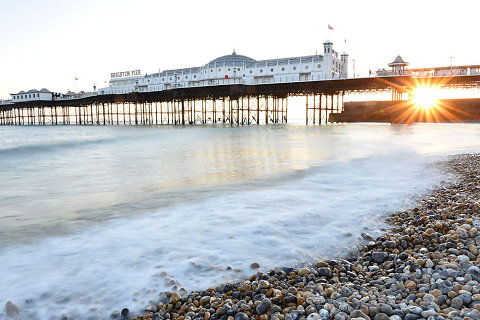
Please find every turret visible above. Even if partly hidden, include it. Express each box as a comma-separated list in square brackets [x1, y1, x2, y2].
[323, 40, 333, 55]
[323, 40, 334, 79]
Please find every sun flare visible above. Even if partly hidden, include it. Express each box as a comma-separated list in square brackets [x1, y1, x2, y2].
[413, 86, 440, 109]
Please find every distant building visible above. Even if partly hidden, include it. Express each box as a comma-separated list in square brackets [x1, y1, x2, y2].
[11, 88, 53, 102]
[99, 40, 349, 95]
[377, 56, 480, 77]
[9, 89, 98, 103]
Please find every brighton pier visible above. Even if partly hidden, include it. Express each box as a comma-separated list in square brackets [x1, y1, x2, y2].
[1, 41, 480, 125]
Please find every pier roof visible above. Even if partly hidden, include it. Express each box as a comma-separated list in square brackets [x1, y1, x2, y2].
[206, 50, 256, 67]
[389, 55, 408, 66]
[13, 88, 51, 95]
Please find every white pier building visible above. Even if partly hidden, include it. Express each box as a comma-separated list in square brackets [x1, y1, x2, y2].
[99, 40, 348, 95]
[11, 88, 54, 102]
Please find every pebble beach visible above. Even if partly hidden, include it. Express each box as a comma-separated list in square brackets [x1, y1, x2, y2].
[113, 153, 480, 320]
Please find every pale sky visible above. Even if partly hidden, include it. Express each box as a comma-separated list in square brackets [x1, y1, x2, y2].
[0, 0, 479, 99]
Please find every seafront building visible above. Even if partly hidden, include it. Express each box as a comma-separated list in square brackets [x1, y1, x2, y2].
[98, 40, 348, 95]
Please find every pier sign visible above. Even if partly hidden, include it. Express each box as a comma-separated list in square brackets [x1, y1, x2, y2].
[111, 70, 141, 78]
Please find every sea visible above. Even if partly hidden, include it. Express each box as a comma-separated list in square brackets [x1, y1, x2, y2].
[0, 122, 479, 319]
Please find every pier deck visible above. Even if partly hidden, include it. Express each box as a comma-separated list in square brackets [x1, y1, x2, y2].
[1, 75, 479, 125]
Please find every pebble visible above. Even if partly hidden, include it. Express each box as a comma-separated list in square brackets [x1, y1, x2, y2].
[451, 297, 464, 309]
[421, 309, 437, 318]
[372, 252, 389, 264]
[408, 306, 423, 315]
[306, 313, 321, 320]
[234, 312, 249, 320]
[377, 303, 393, 316]
[5, 301, 20, 316]
[404, 280, 416, 290]
[256, 298, 272, 315]
[350, 310, 369, 319]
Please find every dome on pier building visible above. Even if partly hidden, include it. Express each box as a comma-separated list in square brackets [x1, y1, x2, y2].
[205, 50, 256, 67]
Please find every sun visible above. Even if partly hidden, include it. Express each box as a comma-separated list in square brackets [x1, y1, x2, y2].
[412, 86, 439, 109]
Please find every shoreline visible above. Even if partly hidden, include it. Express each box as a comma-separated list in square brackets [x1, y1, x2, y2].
[120, 153, 480, 320]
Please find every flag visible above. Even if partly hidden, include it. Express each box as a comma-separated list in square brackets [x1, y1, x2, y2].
[328, 24, 334, 31]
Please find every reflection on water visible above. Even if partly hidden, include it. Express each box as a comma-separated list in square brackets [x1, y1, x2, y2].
[1, 123, 480, 246]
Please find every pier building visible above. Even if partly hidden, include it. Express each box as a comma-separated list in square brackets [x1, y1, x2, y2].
[11, 89, 53, 102]
[2, 47, 480, 126]
[98, 40, 348, 95]
[377, 56, 480, 77]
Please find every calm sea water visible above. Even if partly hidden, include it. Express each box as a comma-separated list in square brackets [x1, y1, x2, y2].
[0, 123, 479, 319]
